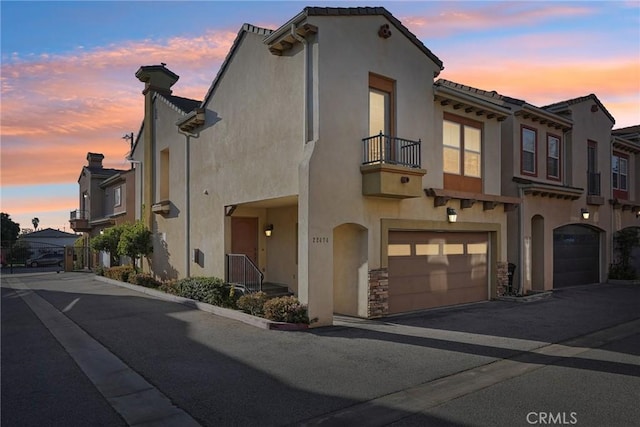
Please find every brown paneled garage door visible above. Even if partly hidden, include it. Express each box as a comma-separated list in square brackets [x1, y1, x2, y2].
[388, 231, 489, 314]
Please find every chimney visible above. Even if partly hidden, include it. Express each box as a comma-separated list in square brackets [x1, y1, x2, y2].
[135, 63, 179, 97]
[135, 64, 180, 227]
[87, 152, 104, 169]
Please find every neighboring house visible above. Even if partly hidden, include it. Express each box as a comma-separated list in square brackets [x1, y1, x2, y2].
[20, 228, 79, 258]
[430, 83, 640, 293]
[132, 7, 523, 326]
[69, 152, 136, 267]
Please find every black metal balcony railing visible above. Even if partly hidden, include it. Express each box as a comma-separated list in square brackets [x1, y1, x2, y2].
[587, 171, 601, 196]
[70, 210, 88, 220]
[362, 133, 422, 168]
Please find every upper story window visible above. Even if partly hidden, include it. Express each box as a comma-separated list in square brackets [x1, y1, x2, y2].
[443, 113, 482, 193]
[612, 152, 628, 199]
[160, 148, 170, 201]
[521, 126, 537, 176]
[546, 133, 561, 181]
[587, 140, 600, 196]
[366, 73, 397, 164]
[114, 186, 122, 207]
[368, 73, 395, 137]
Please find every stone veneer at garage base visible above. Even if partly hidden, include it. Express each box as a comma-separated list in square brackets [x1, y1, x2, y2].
[367, 262, 510, 318]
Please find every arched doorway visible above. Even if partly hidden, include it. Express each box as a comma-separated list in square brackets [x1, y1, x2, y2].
[553, 224, 601, 287]
[333, 223, 368, 317]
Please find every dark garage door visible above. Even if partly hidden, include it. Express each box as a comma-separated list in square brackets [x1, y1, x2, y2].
[553, 224, 600, 287]
[388, 231, 488, 314]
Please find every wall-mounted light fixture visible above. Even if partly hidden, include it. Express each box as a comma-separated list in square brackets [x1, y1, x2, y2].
[447, 207, 457, 223]
[581, 208, 590, 220]
[264, 224, 274, 237]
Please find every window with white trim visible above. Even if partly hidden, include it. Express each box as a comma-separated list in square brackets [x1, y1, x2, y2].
[546, 134, 561, 180]
[521, 126, 537, 175]
[114, 186, 122, 207]
[612, 152, 628, 198]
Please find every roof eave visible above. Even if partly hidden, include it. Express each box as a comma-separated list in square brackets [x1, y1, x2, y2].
[434, 85, 512, 121]
[515, 104, 572, 131]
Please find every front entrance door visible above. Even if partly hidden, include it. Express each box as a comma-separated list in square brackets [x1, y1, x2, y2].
[231, 217, 258, 264]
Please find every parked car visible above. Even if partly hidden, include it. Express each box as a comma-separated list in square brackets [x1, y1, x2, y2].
[27, 253, 64, 267]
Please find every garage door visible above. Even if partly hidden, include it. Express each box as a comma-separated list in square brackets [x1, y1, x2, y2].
[553, 225, 600, 287]
[388, 231, 489, 314]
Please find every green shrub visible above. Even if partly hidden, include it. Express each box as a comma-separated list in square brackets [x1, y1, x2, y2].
[128, 272, 161, 288]
[104, 265, 136, 283]
[159, 280, 179, 295]
[263, 296, 309, 324]
[173, 276, 237, 308]
[94, 265, 105, 276]
[237, 291, 268, 316]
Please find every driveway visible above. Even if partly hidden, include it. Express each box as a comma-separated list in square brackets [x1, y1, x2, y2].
[2, 273, 639, 426]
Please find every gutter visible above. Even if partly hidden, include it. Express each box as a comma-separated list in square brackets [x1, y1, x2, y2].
[290, 24, 310, 142]
[263, 10, 307, 44]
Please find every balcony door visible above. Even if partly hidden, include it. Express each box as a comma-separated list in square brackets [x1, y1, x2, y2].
[368, 73, 395, 163]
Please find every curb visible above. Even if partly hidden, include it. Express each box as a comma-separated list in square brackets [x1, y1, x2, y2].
[94, 275, 306, 331]
[496, 291, 553, 303]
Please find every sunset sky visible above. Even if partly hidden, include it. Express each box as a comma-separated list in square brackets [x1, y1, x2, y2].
[1, 1, 639, 233]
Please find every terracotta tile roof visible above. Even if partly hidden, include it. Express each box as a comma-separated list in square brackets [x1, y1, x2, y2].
[435, 79, 572, 130]
[165, 95, 201, 114]
[435, 79, 524, 106]
[612, 124, 640, 135]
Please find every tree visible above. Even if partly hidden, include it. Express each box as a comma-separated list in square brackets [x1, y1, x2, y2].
[91, 225, 125, 266]
[9, 240, 32, 264]
[117, 221, 153, 270]
[1, 213, 20, 247]
[32, 217, 40, 230]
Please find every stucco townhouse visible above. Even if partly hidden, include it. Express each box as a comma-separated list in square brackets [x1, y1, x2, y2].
[70, 152, 136, 268]
[130, 7, 528, 326]
[431, 83, 640, 294]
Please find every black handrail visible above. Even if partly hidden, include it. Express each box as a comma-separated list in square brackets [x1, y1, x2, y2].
[70, 210, 89, 220]
[225, 254, 263, 293]
[362, 132, 421, 168]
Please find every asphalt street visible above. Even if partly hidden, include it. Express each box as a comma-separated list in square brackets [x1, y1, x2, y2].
[2, 272, 639, 427]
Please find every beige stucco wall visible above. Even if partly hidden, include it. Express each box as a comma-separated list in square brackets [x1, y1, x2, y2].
[189, 29, 304, 281]
[298, 15, 509, 325]
[502, 100, 616, 292]
[146, 96, 191, 279]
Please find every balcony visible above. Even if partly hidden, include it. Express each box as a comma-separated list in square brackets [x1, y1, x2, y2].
[69, 209, 91, 232]
[360, 133, 426, 199]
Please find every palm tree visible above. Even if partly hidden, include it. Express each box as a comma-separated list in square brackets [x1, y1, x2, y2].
[32, 217, 39, 231]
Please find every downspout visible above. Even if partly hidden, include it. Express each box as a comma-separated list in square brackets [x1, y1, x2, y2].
[290, 24, 309, 142]
[178, 129, 197, 278]
[518, 186, 525, 296]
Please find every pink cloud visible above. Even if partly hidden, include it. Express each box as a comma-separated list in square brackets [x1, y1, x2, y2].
[401, 3, 594, 38]
[1, 29, 237, 187]
[440, 55, 639, 127]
